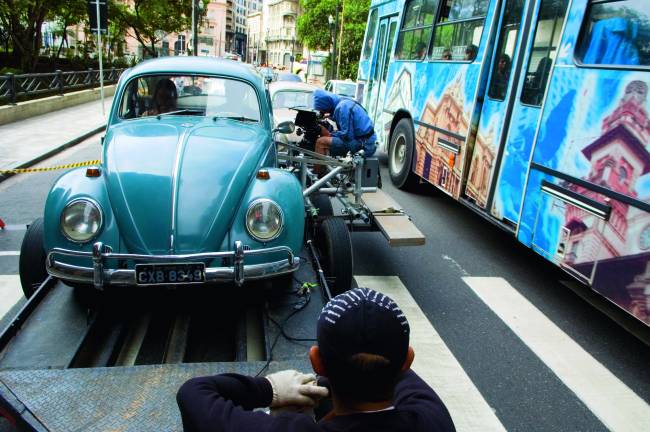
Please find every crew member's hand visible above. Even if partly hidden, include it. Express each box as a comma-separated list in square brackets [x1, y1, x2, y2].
[266, 370, 329, 408]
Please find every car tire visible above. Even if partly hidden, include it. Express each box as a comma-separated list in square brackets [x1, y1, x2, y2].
[311, 193, 334, 217]
[388, 118, 419, 190]
[316, 217, 353, 297]
[18, 218, 48, 299]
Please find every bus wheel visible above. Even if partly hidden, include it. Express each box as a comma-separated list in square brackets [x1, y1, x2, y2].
[316, 217, 353, 297]
[388, 118, 419, 190]
[19, 218, 48, 298]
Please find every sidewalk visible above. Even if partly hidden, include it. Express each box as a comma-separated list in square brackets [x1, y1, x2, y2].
[0, 97, 112, 171]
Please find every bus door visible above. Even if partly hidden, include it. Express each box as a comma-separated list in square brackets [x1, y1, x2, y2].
[368, 15, 397, 132]
[463, 0, 534, 217]
[490, 0, 570, 227]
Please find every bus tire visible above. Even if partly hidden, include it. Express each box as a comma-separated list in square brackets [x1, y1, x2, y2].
[316, 217, 353, 297]
[311, 193, 334, 217]
[388, 118, 419, 190]
[19, 218, 48, 299]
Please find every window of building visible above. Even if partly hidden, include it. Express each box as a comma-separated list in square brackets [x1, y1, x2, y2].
[395, 0, 438, 61]
[520, 0, 568, 106]
[487, 0, 525, 100]
[362, 9, 379, 60]
[576, 0, 650, 67]
[428, 0, 488, 61]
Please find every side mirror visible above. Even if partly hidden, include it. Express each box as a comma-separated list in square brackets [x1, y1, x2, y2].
[273, 121, 295, 134]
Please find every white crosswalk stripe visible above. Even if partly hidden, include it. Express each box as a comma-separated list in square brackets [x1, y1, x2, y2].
[356, 275, 506, 432]
[0, 275, 23, 319]
[463, 276, 650, 432]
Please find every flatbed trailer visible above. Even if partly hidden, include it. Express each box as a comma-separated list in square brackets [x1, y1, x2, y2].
[0, 247, 328, 432]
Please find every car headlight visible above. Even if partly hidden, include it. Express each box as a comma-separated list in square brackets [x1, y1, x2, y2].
[245, 199, 283, 242]
[61, 199, 103, 243]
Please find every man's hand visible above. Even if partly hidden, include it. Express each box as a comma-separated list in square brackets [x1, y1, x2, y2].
[266, 370, 329, 408]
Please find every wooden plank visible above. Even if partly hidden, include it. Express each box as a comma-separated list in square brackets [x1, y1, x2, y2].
[374, 215, 425, 247]
[362, 189, 403, 213]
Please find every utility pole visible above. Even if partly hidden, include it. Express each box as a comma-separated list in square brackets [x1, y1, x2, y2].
[290, 36, 295, 73]
[192, 0, 198, 55]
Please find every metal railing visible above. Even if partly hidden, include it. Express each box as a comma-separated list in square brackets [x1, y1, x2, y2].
[0, 68, 126, 106]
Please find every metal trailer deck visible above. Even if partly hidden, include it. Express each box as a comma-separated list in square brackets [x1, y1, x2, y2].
[0, 248, 327, 431]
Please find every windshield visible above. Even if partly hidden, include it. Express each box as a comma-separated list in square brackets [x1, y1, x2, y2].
[119, 74, 261, 121]
[272, 90, 314, 109]
[335, 82, 356, 97]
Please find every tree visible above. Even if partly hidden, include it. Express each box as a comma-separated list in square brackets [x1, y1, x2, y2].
[297, 0, 370, 80]
[50, 0, 86, 59]
[0, 0, 62, 71]
[110, 0, 208, 59]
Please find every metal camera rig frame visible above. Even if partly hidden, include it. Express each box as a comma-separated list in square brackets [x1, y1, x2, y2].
[277, 144, 378, 224]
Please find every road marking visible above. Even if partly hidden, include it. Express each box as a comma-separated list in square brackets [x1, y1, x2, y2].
[442, 255, 469, 276]
[356, 275, 505, 432]
[463, 276, 650, 432]
[0, 275, 24, 320]
[0, 251, 20, 256]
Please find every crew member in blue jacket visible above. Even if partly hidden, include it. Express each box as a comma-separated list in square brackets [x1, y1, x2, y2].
[177, 287, 455, 431]
[312, 89, 377, 157]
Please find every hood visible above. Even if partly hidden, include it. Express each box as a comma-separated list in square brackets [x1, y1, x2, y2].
[313, 89, 340, 112]
[104, 119, 268, 254]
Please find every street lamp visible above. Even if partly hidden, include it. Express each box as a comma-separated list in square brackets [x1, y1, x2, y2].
[328, 13, 338, 81]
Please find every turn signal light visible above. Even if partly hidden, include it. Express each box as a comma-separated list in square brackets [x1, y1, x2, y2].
[448, 154, 455, 167]
[86, 167, 101, 177]
[256, 169, 270, 180]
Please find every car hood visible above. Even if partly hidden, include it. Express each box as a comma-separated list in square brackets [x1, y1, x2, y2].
[104, 119, 268, 254]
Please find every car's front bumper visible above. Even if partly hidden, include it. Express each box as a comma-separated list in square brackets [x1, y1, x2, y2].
[46, 241, 299, 289]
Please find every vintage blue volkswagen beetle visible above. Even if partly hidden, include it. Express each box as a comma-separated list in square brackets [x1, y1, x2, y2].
[19, 57, 305, 297]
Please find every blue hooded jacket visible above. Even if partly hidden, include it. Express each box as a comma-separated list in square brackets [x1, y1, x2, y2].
[313, 89, 377, 155]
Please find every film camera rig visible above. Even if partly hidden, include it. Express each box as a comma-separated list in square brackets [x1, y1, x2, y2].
[276, 108, 380, 223]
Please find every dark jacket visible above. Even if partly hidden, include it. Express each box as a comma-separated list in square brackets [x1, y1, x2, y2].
[177, 369, 456, 431]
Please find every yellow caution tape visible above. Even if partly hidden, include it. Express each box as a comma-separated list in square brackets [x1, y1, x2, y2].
[0, 160, 101, 174]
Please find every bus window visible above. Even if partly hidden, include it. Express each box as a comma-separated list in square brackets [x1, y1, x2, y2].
[520, 0, 569, 106]
[487, 0, 525, 100]
[577, 0, 650, 66]
[362, 9, 379, 60]
[395, 0, 438, 60]
[429, 0, 488, 61]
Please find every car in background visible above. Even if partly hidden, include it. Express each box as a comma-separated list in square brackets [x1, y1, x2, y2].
[19, 57, 304, 299]
[276, 72, 303, 83]
[258, 66, 276, 83]
[324, 79, 358, 99]
[268, 81, 317, 144]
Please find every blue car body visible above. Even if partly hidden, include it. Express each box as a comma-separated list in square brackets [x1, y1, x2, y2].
[44, 57, 304, 289]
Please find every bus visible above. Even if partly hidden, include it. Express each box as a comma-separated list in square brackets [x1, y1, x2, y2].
[357, 0, 650, 326]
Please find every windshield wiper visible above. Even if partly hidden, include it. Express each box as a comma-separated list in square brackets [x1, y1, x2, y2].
[212, 115, 258, 123]
[157, 109, 204, 118]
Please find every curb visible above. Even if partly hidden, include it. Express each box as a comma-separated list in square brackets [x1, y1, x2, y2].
[0, 124, 106, 184]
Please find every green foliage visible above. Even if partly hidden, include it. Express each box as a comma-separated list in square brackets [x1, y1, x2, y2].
[297, 0, 370, 80]
[109, 0, 208, 58]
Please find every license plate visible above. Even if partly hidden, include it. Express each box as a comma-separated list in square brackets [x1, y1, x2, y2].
[135, 263, 205, 285]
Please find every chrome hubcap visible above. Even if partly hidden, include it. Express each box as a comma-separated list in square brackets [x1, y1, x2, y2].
[390, 135, 406, 175]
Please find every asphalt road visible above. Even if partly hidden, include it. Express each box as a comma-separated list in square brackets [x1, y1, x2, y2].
[0, 136, 648, 431]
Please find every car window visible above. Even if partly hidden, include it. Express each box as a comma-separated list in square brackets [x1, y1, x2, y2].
[119, 74, 261, 121]
[336, 83, 357, 97]
[272, 90, 314, 109]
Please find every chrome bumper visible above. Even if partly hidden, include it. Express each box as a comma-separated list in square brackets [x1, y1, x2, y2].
[46, 241, 299, 289]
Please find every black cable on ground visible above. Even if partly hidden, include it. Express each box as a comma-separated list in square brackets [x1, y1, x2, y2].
[255, 287, 314, 377]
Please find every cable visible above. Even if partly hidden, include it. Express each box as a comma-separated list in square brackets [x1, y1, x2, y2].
[255, 287, 315, 377]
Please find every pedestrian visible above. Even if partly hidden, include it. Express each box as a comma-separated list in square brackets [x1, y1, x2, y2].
[312, 89, 377, 158]
[176, 287, 456, 431]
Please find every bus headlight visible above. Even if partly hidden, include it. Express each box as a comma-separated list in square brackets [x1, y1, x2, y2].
[245, 199, 284, 242]
[61, 199, 103, 243]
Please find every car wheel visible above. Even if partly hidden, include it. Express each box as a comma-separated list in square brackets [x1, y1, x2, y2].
[316, 217, 353, 297]
[18, 218, 48, 298]
[311, 193, 333, 217]
[388, 118, 419, 190]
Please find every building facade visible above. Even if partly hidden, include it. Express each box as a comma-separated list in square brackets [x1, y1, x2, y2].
[247, 11, 263, 64]
[267, 0, 302, 68]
